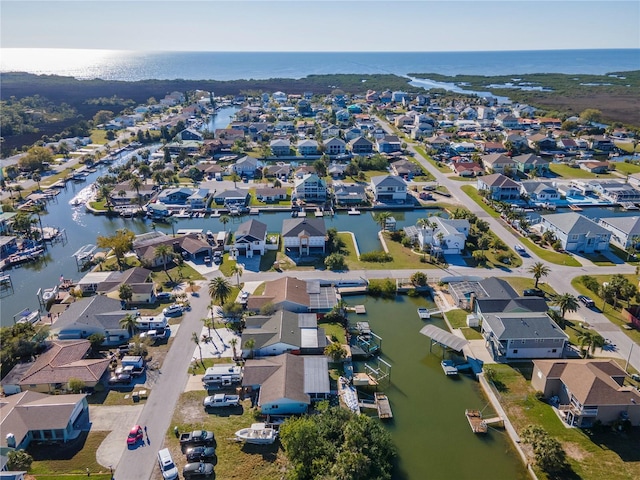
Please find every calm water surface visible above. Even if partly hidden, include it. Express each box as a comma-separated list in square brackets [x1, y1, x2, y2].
[347, 294, 528, 479]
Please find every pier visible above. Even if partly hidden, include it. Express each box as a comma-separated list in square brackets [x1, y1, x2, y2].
[465, 409, 503, 434]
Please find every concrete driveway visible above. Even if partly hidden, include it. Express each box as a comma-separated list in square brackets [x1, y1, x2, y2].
[92, 404, 144, 469]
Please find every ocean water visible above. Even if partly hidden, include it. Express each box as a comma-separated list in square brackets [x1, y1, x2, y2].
[1, 49, 638, 81]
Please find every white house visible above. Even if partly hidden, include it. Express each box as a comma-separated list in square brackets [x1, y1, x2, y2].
[293, 174, 327, 202]
[370, 175, 408, 203]
[233, 219, 268, 257]
[538, 213, 611, 253]
[232, 156, 261, 177]
[598, 216, 640, 249]
[281, 218, 326, 255]
[404, 217, 470, 254]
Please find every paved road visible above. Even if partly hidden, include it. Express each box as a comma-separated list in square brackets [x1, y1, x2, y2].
[113, 279, 217, 480]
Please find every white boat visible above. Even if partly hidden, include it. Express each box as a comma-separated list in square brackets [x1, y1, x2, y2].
[417, 308, 430, 319]
[348, 207, 361, 215]
[42, 286, 58, 302]
[338, 376, 360, 414]
[441, 359, 459, 376]
[234, 423, 278, 445]
[211, 210, 221, 218]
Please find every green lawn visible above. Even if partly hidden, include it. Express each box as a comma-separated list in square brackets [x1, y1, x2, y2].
[518, 236, 582, 266]
[413, 146, 450, 173]
[319, 321, 347, 344]
[614, 141, 640, 153]
[90, 129, 109, 144]
[29, 431, 111, 476]
[498, 276, 558, 298]
[549, 163, 612, 179]
[460, 185, 500, 218]
[446, 175, 475, 181]
[489, 363, 640, 480]
[611, 161, 640, 175]
[571, 275, 640, 344]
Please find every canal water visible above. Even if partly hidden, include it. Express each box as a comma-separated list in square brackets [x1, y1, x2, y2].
[346, 294, 528, 479]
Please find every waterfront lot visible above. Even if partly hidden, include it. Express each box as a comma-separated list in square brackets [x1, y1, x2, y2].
[489, 363, 640, 480]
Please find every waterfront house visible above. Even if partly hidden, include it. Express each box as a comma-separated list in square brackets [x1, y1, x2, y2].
[156, 187, 193, 205]
[52, 296, 131, 346]
[370, 175, 408, 203]
[0, 391, 89, 451]
[254, 187, 287, 203]
[176, 128, 204, 142]
[212, 189, 250, 207]
[531, 359, 640, 427]
[233, 219, 267, 257]
[344, 127, 362, 142]
[241, 311, 327, 357]
[246, 276, 337, 314]
[0, 340, 109, 395]
[232, 155, 261, 177]
[520, 181, 560, 202]
[323, 137, 347, 156]
[391, 159, 422, 179]
[242, 354, 330, 415]
[281, 218, 327, 256]
[92, 267, 155, 304]
[476, 173, 521, 201]
[349, 136, 374, 155]
[377, 135, 402, 154]
[404, 217, 470, 255]
[297, 139, 319, 156]
[327, 162, 346, 179]
[526, 133, 557, 151]
[590, 180, 640, 203]
[293, 174, 328, 203]
[538, 213, 611, 253]
[108, 181, 155, 206]
[0, 236, 18, 259]
[134, 232, 212, 265]
[512, 153, 549, 175]
[481, 311, 568, 360]
[587, 135, 616, 152]
[270, 139, 291, 157]
[333, 183, 368, 206]
[598, 216, 640, 249]
[481, 153, 516, 174]
[495, 114, 520, 129]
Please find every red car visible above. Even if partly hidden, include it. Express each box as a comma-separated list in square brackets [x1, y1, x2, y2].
[127, 425, 143, 445]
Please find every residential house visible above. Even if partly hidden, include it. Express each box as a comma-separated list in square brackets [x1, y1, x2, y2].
[176, 128, 204, 142]
[51, 296, 132, 346]
[323, 137, 347, 156]
[590, 180, 640, 203]
[272, 91, 287, 103]
[321, 125, 340, 139]
[452, 162, 484, 177]
[270, 139, 291, 157]
[0, 340, 109, 395]
[404, 217, 470, 254]
[557, 138, 578, 151]
[527, 133, 557, 151]
[481, 311, 568, 360]
[231, 156, 260, 177]
[156, 187, 194, 205]
[587, 135, 616, 152]
[134, 232, 212, 265]
[391, 159, 422, 179]
[513, 153, 550, 175]
[333, 183, 368, 206]
[392, 91, 408, 103]
[480, 141, 507, 154]
[108, 181, 155, 206]
[264, 163, 291, 180]
[241, 311, 327, 357]
[598, 216, 640, 249]
[293, 174, 328, 203]
[343, 127, 362, 142]
[246, 276, 337, 314]
[349, 136, 374, 155]
[477, 173, 521, 201]
[481, 153, 516, 174]
[254, 187, 287, 203]
[370, 175, 408, 203]
[90, 267, 154, 304]
[580, 161, 610, 174]
[212, 189, 250, 207]
[496, 114, 520, 129]
[538, 212, 611, 253]
[377, 135, 402, 154]
[233, 219, 267, 257]
[327, 162, 346, 179]
[531, 359, 640, 427]
[426, 135, 450, 152]
[241, 354, 330, 415]
[0, 391, 89, 451]
[520, 181, 560, 202]
[297, 139, 319, 156]
[281, 218, 327, 256]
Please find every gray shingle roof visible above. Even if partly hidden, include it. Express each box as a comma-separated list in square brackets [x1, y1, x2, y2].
[282, 218, 326, 238]
[484, 312, 568, 341]
[235, 219, 267, 242]
[541, 212, 610, 236]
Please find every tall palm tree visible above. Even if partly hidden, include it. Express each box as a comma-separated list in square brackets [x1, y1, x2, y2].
[219, 215, 230, 232]
[577, 331, 606, 358]
[98, 185, 114, 213]
[552, 293, 579, 328]
[32, 172, 42, 191]
[231, 264, 243, 287]
[208, 277, 232, 306]
[527, 261, 550, 288]
[373, 211, 392, 231]
[119, 313, 138, 338]
[154, 244, 175, 283]
[229, 338, 238, 360]
[192, 332, 204, 367]
[129, 177, 142, 206]
[244, 338, 256, 359]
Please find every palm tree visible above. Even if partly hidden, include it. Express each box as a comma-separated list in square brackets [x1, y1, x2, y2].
[129, 177, 142, 206]
[373, 211, 392, 231]
[208, 277, 232, 306]
[324, 342, 347, 362]
[552, 293, 579, 328]
[244, 338, 256, 359]
[219, 215, 230, 232]
[192, 332, 204, 367]
[528, 261, 550, 288]
[231, 263, 243, 287]
[577, 331, 606, 358]
[230, 338, 239, 360]
[32, 172, 42, 191]
[119, 313, 138, 338]
[98, 185, 114, 213]
[154, 244, 175, 283]
[230, 172, 240, 187]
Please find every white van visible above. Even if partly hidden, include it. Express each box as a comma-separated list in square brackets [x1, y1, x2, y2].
[157, 448, 179, 480]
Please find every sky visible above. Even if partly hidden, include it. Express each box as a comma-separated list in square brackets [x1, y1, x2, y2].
[1, 0, 639, 52]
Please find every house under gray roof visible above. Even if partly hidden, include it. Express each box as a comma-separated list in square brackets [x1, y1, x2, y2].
[483, 312, 568, 341]
[282, 218, 326, 238]
[599, 215, 640, 236]
[541, 212, 610, 236]
[53, 296, 127, 332]
[235, 219, 267, 241]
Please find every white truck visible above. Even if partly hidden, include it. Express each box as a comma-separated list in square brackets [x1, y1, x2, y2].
[203, 393, 240, 408]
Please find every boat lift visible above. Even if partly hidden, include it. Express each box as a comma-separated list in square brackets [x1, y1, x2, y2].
[0, 274, 14, 297]
[73, 244, 97, 271]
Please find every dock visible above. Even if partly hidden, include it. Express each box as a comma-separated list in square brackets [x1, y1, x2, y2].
[249, 208, 260, 215]
[441, 359, 459, 376]
[568, 204, 583, 211]
[417, 307, 441, 319]
[465, 409, 488, 433]
[374, 392, 393, 420]
[353, 305, 366, 314]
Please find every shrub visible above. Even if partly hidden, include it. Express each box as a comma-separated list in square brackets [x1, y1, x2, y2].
[534, 390, 545, 401]
[580, 275, 600, 293]
[360, 251, 393, 263]
[390, 230, 405, 242]
[401, 236, 413, 248]
[324, 253, 346, 271]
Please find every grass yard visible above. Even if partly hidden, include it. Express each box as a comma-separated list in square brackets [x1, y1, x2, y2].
[444, 308, 483, 340]
[498, 276, 558, 298]
[319, 321, 347, 344]
[518, 236, 582, 266]
[571, 274, 640, 344]
[413, 146, 450, 173]
[90, 129, 110, 144]
[446, 175, 476, 181]
[609, 243, 640, 265]
[167, 391, 287, 480]
[614, 141, 640, 154]
[549, 163, 613, 179]
[488, 363, 640, 480]
[460, 185, 501, 218]
[611, 161, 640, 175]
[28, 431, 111, 477]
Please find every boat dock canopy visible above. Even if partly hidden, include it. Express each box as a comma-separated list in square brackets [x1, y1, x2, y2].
[420, 324, 469, 352]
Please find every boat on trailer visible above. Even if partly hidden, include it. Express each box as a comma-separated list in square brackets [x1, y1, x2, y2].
[234, 423, 278, 444]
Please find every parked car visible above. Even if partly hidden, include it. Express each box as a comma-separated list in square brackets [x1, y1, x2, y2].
[203, 393, 240, 408]
[523, 288, 545, 297]
[184, 446, 216, 463]
[156, 292, 174, 302]
[183, 462, 214, 479]
[163, 304, 184, 317]
[108, 373, 132, 385]
[240, 291, 249, 301]
[127, 425, 143, 445]
[158, 448, 179, 480]
[213, 252, 222, 264]
[578, 295, 596, 307]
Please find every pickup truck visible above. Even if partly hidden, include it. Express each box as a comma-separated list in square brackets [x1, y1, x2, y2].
[203, 394, 240, 409]
[115, 365, 145, 377]
[179, 430, 216, 450]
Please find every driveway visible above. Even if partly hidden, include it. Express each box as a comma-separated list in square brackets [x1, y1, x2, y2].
[92, 404, 144, 470]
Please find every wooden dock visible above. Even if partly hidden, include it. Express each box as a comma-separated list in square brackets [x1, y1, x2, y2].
[354, 305, 366, 314]
[375, 392, 393, 420]
[465, 409, 488, 433]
